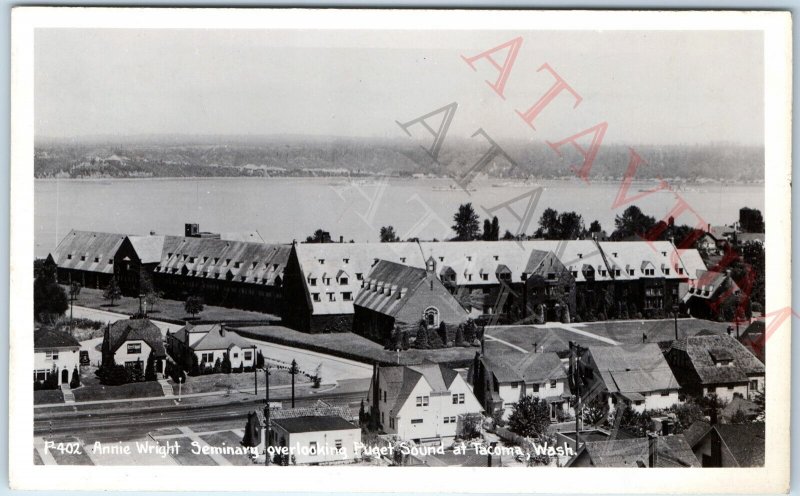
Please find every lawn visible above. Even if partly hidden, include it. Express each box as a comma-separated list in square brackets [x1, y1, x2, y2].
[34, 389, 64, 405]
[66, 286, 278, 323]
[177, 368, 307, 395]
[235, 326, 478, 367]
[485, 318, 731, 355]
[199, 431, 256, 466]
[73, 367, 165, 402]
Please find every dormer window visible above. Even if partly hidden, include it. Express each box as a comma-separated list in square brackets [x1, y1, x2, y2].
[481, 274, 489, 281]
[612, 252, 618, 257]
[343, 258, 349, 264]
[214, 258, 219, 264]
[252, 262, 258, 269]
[340, 277, 349, 285]
[356, 273, 363, 280]
[94, 257, 100, 263]
[438, 257, 444, 262]
[661, 251, 667, 257]
[629, 269, 635, 276]
[323, 277, 331, 285]
[614, 269, 621, 277]
[547, 272, 556, 280]
[521, 273, 528, 281]
[80, 255, 86, 261]
[309, 278, 317, 286]
[225, 258, 231, 266]
[578, 253, 583, 259]
[493, 255, 499, 261]
[318, 259, 325, 264]
[571, 271, 578, 278]
[466, 256, 472, 261]
[400, 257, 406, 263]
[67, 254, 73, 260]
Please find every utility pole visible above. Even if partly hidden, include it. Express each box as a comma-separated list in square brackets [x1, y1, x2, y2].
[289, 359, 298, 408]
[264, 365, 270, 466]
[673, 304, 679, 340]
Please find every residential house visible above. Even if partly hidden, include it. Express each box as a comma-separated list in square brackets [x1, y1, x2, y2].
[567, 434, 700, 468]
[580, 344, 682, 413]
[471, 350, 571, 421]
[102, 318, 167, 375]
[34, 328, 81, 386]
[167, 323, 257, 371]
[352, 260, 469, 345]
[369, 362, 483, 444]
[739, 320, 766, 364]
[665, 333, 765, 402]
[682, 421, 765, 467]
[269, 415, 361, 465]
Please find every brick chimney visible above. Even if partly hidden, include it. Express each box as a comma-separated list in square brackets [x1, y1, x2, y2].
[219, 324, 226, 337]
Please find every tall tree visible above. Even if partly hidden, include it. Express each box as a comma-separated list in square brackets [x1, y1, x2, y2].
[184, 295, 204, 318]
[33, 262, 68, 322]
[589, 220, 602, 233]
[379, 226, 400, 243]
[491, 216, 500, 241]
[508, 395, 550, 438]
[305, 229, 332, 243]
[102, 277, 122, 307]
[452, 203, 481, 241]
[536, 208, 560, 239]
[482, 219, 492, 241]
[612, 205, 656, 240]
[557, 211, 584, 240]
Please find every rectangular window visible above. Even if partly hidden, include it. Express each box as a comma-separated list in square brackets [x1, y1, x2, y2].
[511, 383, 519, 389]
[532, 384, 539, 393]
[550, 380, 557, 388]
[309, 278, 317, 286]
[411, 419, 423, 424]
[422, 396, 429, 406]
[244, 351, 253, 360]
[233, 353, 238, 359]
[127, 343, 142, 354]
[340, 277, 349, 285]
[749, 380, 758, 390]
[450, 416, 456, 423]
[342, 292, 353, 301]
[45, 351, 59, 360]
[416, 396, 422, 406]
[661, 391, 670, 396]
[458, 393, 465, 404]
[356, 273, 363, 280]
[444, 417, 450, 424]
[312, 293, 320, 302]
[335, 439, 342, 450]
[383, 391, 387, 402]
[708, 386, 716, 393]
[328, 292, 336, 302]
[67, 254, 72, 260]
[452, 394, 458, 404]
[481, 274, 489, 281]
[35, 370, 47, 382]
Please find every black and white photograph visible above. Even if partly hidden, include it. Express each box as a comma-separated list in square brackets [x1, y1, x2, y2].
[9, 7, 792, 494]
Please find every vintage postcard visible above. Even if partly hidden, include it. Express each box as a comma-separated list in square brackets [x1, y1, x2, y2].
[9, 7, 792, 493]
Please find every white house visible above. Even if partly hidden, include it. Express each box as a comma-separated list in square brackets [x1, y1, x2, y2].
[269, 415, 361, 465]
[167, 323, 256, 370]
[369, 362, 483, 444]
[102, 319, 167, 374]
[471, 351, 572, 421]
[581, 344, 682, 413]
[34, 328, 81, 386]
[665, 333, 765, 402]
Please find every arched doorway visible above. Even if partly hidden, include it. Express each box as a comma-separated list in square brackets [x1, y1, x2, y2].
[61, 369, 69, 384]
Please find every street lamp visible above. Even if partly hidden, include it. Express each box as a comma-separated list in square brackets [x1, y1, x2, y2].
[177, 376, 183, 402]
[289, 359, 299, 409]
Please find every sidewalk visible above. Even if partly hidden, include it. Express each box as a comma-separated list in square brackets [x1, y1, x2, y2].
[34, 381, 335, 410]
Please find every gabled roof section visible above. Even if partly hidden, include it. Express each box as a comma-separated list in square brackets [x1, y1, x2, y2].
[380, 362, 462, 413]
[156, 238, 290, 287]
[484, 351, 566, 385]
[589, 343, 679, 393]
[580, 435, 700, 467]
[49, 230, 127, 274]
[107, 318, 166, 357]
[355, 260, 428, 318]
[174, 323, 254, 351]
[715, 423, 765, 467]
[127, 235, 181, 264]
[34, 328, 80, 349]
[669, 334, 765, 385]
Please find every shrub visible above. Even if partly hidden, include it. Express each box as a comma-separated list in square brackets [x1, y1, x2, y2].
[255, 350, 265, 369]
[221, 353, 232, 374]
[69, 367, 80, 388]
[145, 352, 157, 381]
[213, 357, 222, 374]
[455, 324, 465, 346]
[235, 362, 244, 374]
[413, 321, 429, 349]
[99, 365, 130, 386]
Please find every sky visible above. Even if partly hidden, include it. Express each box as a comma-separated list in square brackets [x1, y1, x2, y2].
[34, 28, 764, 146]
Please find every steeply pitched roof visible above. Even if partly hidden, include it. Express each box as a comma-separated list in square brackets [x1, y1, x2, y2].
[156, 238, 290, 287]
[173, 323, 254, 351]
[483, 352, 567, 385]
[34, 328, 80, 349]
[580, 435, 700, 467]
[106, 319, 166, 357]
[49, 230, 127, 274]
[380, 362, 462, 413]
[588, 343, 679, 393]
[271, 415, 357, 434]
[669, 334, 765, 385]
[354, 261, 429, 318]
[714, 423, 765, 467]
[127, 235, 181, 264]
[682, 420, 712, 448]
[295, 240, 706, 316]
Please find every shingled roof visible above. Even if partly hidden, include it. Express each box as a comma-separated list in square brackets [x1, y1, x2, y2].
[483, 351, 567, 385]
[669, 334, 765, 385]
[34, 328, 80, 350]
[579, 435, 700, 468]
[48, 230, 127, 274]
[588, 343, 680, 394]
[379, 362, 461, 414]
[272, 415, 357, 434]
[354, 261, 431, 318]
[170, 323, 253, 351]
[106, 319, 166, 358]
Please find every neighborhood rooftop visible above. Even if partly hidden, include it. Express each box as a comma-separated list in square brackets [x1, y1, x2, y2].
[271, 415, 357, 434]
